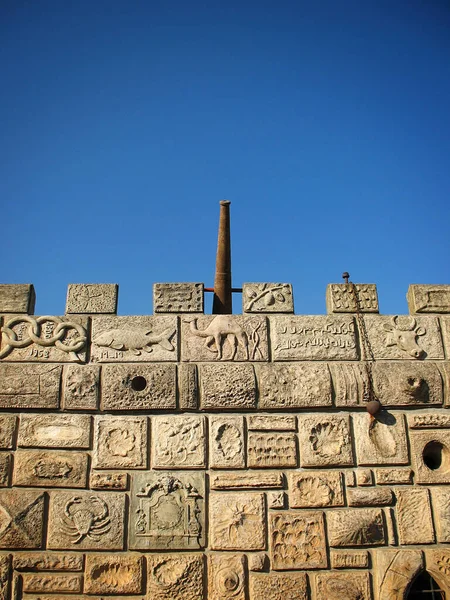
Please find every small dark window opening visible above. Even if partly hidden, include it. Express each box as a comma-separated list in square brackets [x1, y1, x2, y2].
[131, 376, 147, 392]
[407, 572, 445, 599]
[423, 441, 444, 470]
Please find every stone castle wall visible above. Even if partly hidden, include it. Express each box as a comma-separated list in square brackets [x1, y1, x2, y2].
[0, 281, 449, 599]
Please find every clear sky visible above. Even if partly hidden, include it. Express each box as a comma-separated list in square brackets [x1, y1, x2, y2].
[2, 1, 449, 315]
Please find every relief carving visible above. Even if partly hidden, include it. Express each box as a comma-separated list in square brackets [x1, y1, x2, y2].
[94, 416, 147, 469]
[153, 416, 205, 469]
[200, 364, 256, 409]
[66, 283, 118, 314]
[431, 488, 450, 542]
[13, 552, 83, 571]
[249, 572, 308, 600]
[0, 490, 45, 549]
[210, 472, 283, 490]
[315, 572, 371, 600]
[331, 362, 371, 406]
[289, 471, 344, 508]
[90, 472, 128, 491]
[147, 554, 204, 600]
[373, 362, 443, 406]
[208, 553, 245, 600]
[153, 282, 204, 313]
[409, 413, 450, 428]
[84, 554, 143, 595]
[13, 450, 87, 488]
[375, 549, 423, 600]
[0, 415, 16, 448]
[396, 489, 435, 545]
[330, 550, 369, 569]
[327, 509, 385, 547]
[243, 283, 293, 313]
[63, 365, 99, 410]
[21, 573, 82, 593]
[210, 493, 265, 551]
[353, 413, 409, 465]
[247, 432, 297, 468]
[0, 364, 61, 409]
[17, 414, 91, 449]
[410, 429, 450, 484]
[210, 416, 245, 469]
[59, 495, 111, 543]
[298, 415, 353, 467]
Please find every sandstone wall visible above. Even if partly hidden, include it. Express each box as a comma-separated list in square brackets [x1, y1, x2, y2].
[0, 282, 449, 599]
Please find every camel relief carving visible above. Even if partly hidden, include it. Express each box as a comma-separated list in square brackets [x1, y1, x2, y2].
[188, 316, 249, 360]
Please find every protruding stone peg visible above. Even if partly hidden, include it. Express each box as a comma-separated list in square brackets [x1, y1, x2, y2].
[212, 200, 232, 314]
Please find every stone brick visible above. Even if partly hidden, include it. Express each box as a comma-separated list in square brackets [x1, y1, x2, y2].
[326, 283, 379, 313]
[0, 490, 45, 549]
[247, 415, 296, 431]
[66, 283, 118, 314]
[247, 432, 297, 468]
[210, 416, 245, 469]
[13, 450, 88, 488]
[314, 572, 372, 600]
[178, 363, 198, 409]
[356, 469, 373, 486]
[396, 488, 435, 545]
[410, 429, 450, 484]
[210, 471, 283, 490]
[353, 412, 409, 465]
[372, 361, 443, 406]
[63, 365, 100, 410]
[431, 487, 450, 542]
[330, 362, 370, 406]
[327, 508, 385, 547]
[18, 414, 91, 448]
[407, 284, 450, 313]
[0, 454, 11, 487]
[22, 573, 82, 594]
[153, 415, 205, 469]
[243, 283, 294, 313]
[90, 471, 128, 491]
[208, 553, 246, 600]
[247, 553, 267, 572]
[267, 491, 285, 509]
[200, 364, 256, 409]
[153, 282, 204, 313]
[374, 468, 413, 485]
[270, 511, 327, 569]
[0, 364, 61, 409]
[249, 572, 308, 600]
[210, 493, 265, 551]
[84, 554, 144, 594]
[93, 416, 148, 469]
[298, 414, 354, 467]
[0, 416, 16, 449]
[0, 284, 35, 313]
[347, 487, 394, 506]
[408, 412, 450, 428]
[289, 471, 344, 508]
[330, 550, 369, 569]
[13, 552, 83, 571]
[375, 550, 424, 600]
[147, 554, 204, 600]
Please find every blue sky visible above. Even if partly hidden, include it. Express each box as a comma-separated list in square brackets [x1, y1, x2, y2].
[1, 1, 449, 315]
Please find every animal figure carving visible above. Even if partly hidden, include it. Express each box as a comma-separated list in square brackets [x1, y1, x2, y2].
[383, 316, 426, 358]
[93, 327, 175, 355]
[188, 316, 249, 360]
[60, 496, 111, 543]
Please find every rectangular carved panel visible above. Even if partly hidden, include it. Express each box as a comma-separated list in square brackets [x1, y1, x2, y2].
[0, 364, 61, 409]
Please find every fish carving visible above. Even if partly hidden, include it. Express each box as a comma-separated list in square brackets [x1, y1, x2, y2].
[93, 327, 175, 355]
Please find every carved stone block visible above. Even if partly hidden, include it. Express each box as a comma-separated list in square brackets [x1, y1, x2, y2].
[66, 283, 118, 314]
[407, 284, 450, 313]
[47, 491, 125, 550]
[375, 468, 413, 485]
[356, 469, 373, 486]
[210, 416, 245, 469]
[0, 364, 61, 409]
[289, 471, 344, 508]
[101, 364, 176, 410]
[345, 471, 356, 487]
[178, 363, 198, 409]
[243, 283, 294, 313]
[372, 362, 443, 406]
[147, 554, 204, 600]
[0, 284, 35, 313]
[353, 412, 409, 465]
[326, 283, 379, 313]
[425, 549, 450, 596]
[13, 552, 84, 571]
[247, 553, 267, 572]
[210, 493, 265, 550]
[330, 362, 370, 406]
[90, 471, 128, 491]
[13, 450, 88, 488]
[200, 364, 256, 409]
[249, 572, 308, 600]
[375, 549, 424, 600]
[271, 315, 358, 361]
[84, 554, 143, 594]
[210, 472, 283, 490]
[0, 315, 88, 362]
[18, 414, 91, 448]
[431, 488, 450, 542]
[410, 429, 450, 483]
[182, 315, 268, 362]
[268, 491, 285, 509]
[258, 363, 332, 408]
[153, 283, 204, 313]
[0, 454, 11, 487]
[314, 572, 371, 600]
[441, 318, 450, 360]
[270, 511, 327, 569]
[153, 415, 205, 469]
[208, 553, 246, 600]
[247, 415, 296, 431]
[363, 315, 444, 359]
[63, 365, 100, 410]
[347, 487, 393, 507]
[408, 412, 450, 428]
[22, 573, 82, 594]
[0, 554, 10, 600]
[93, 416, 148, 469]
[298, 414, 354, 467]
[130, 472, 205, 550]
[0, 490, 45, 548]
[0, 415, 16, 448]
[330, 550, 369, 569]
[248, 432, 297, 468]
[396, 488, 435, 545]
[91, 316, 178, 362]
[327, 508, 385, 547]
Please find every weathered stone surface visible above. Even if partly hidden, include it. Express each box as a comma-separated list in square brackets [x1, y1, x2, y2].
[208, 553, 245, 600]
[375, 468, 413, 485]
[90, 471, 128, 491]
[271, 315, 358, 361]
[93, 416, 148, 469]
[248, 415, 296, 430]
[410, 429, 450, 483]
[372, 362, 443, 406]
[47, 491, 125, 550]
[147, 554, 204, 600]
[0, 455, 10, 487]
[178, 363, 198, 409]
[375, 549, 424, 600]
[327, 508, 385, 547]
[210, 416, 245, 469]
[407, 284, 450, 313]
[315, 572, 371, 600]
[345, 471, 356, 487]
[431, 488, 450, 542]
[84, 554, 143, 594]
[0, 416, 16, 449]
[270, 511, 327, 570]
[267, 491, 285, 509]
[326, 283, 379, 313]
[13, 552, 83, 571]
[243, 283, 294, 313]
[210, 471, 283, 490]
[248, 432, 297, 468]
[0, 284, 35, 313]
[347, 487, 393, 506]
[13, 450, 88, 488]
[200, 364, 256, 409]
[331, 362, 370, 406]
[0, 490, 45, 548]
[22, 573, 82, 593]
[441, 318, 450, 360]
[182, 315, 268, 361]
[66, 283, 118, 314]
[247, 552, 267, 571]
[353, 412, 409, 465]
[0, 314, 88, 362]
[210, 493, 265, 550]
[154, 282, 204, 313]
[396, 488, 435, 545]
[130, 472, 205, 550]
[0, 364, 61, 408]
[298, 414, 354, 467]
[330, 550, 369, 569]
[153, 415, 205, 469]
[258, 363, 332, 408]
[101, 364, 176, 410]
[0, 554, 9, 600]
[356, 469, 373, 486]
[289, 471, 344, 508]
[63, 364, 100, 410]
[363, 315, 444, 359]
[249, 572, 308, 600]
[91, 316, 178, 362]
[18, 414, 91, 448]
[408, 412, 450, 428]
[425, 549, 450, 596]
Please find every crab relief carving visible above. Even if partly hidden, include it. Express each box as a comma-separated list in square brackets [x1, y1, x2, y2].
[60, 495, 111, 543]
